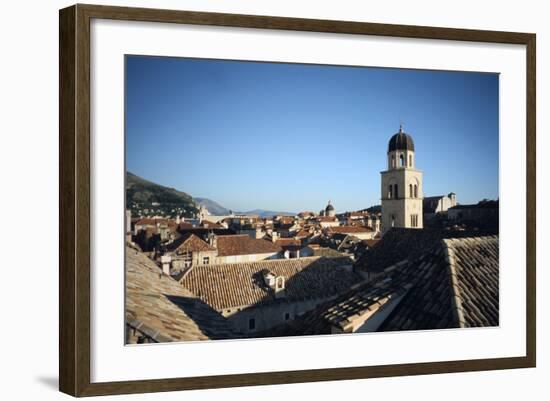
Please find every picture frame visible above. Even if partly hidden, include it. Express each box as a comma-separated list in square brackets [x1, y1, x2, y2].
[59, 3, 536, 397]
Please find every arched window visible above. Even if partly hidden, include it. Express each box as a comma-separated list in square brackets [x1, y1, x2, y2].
[409, 155, 412, 167]
[394, 184, 398, 199]
[391, 155, 395, 168]
[409, 184, 413, 198]
[388, 185, 393, 199]
[391, 214, 395, 227]
[399, 154, 404, 167]
[414, 184, 418, 198]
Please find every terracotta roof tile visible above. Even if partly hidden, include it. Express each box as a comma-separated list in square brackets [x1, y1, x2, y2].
[354, 228, 497, 274]
[317, 216, 338, 222]
[181, 257, 361, 310]
[125, 248, 240, 342]
[165, 233, 215, 253]
[216, 235, 282, 257]
[264, 235, 499, 336]
[328, 226, 374, 234]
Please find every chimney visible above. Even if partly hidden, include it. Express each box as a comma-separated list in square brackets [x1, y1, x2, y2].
[161, 255, 171, 276]
[274, 276, 286, 299]
[208, 232, 218, 248]
[262, 270, 285, 299]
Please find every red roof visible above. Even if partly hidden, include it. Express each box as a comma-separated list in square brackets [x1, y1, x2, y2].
[317, 216, 338, 222]
[275, 238, 301, 246]
[201, 220, 224, 229]
[178, 222, 194, 230]
[328, 226, 374, 234]
[166, 233, 216, 253]
[216, 235, 282, 257]
[135, 218, 176, 227]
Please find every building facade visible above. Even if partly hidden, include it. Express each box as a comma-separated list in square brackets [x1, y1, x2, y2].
[381, 125, 423, 232]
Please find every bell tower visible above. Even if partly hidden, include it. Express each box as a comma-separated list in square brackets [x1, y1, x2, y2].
[381, 124, 423, 233]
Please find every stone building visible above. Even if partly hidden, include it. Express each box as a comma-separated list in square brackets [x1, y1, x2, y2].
[163, 233, 218, 272]
[179, 256, 360, 334]
[423, 193, 457, 223]
[316, 216, 340, 228]
[381, 125, 423, 232]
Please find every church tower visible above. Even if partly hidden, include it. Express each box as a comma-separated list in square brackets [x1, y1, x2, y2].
[381, 125, 423, 232]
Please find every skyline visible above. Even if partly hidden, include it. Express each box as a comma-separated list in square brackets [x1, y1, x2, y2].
[126, 55, 499, 213]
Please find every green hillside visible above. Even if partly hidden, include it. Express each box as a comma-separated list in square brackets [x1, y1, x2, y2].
[126, 172, 198, 218]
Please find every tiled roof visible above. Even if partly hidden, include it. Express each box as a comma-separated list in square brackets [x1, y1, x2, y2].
[263, 235, 498, 336]
[165, 233, 215, 253]
[354, 228, 496, 274]
[135, 218, 176, 227]
[125, 248, 240, 342]
[317, 216, 338, 222]
[216, 235, 282, 257]
[178, 222, 194, 230]
[328, 226, 374, 234]
[275, 238, 301, 247]
[307, 246, 350, 259]
[295, 229, 312, 238]
[201, 220, 224, 229]
[181, 257, 361, 310]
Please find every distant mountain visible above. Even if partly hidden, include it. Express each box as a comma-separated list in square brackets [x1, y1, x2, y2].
[194, 197, 230, 216]
[239, 209, 297, 218]
[126, 172, 198, 218]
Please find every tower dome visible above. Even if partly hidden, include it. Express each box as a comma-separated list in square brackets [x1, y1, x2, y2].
[388, 124, 415, 152]
[325, 200, 335, 217]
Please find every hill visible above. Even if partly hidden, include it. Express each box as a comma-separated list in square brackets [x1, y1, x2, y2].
[239, 209, 297, 218]
[126, 172, 198, 218]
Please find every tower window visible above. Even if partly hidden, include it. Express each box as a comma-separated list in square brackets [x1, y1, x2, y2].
[399, 154, 404, 167]
[409, 184, 413, 198]
[414, 184, 418, 198]
[388, 185, 393, 199]
[391, 215, 395, 227]
[410, 214, 419, 227]
[391, 155, 395, 168]
[394, 184, 398, 199]
[409, 154, 413, 167]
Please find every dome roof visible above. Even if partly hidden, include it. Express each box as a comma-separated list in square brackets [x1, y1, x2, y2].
[388, 125, 415, 152]
[325, 201, 334, 212]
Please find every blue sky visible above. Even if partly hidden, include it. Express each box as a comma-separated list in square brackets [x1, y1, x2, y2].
[126, 55, 499, 213]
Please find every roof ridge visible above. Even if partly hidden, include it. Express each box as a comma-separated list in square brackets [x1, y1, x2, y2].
[191, 255, 326, 269]
[442, 239, 466, 328]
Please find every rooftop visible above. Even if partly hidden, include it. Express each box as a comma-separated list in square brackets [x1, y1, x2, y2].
[125, 247, 240, 342]
[262, 235, 499, 336]
[328, 226, 374, 234]
[217, 235, 282, 257]
[165, 233, 215, 253]
[180, 256, 361, 310]
[354, 228, 497, 274]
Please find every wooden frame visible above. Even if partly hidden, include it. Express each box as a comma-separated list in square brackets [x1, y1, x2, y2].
[59, 3, 536, 397]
